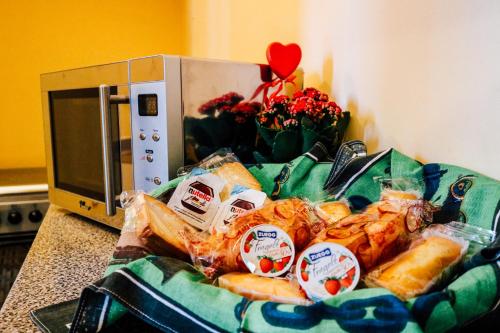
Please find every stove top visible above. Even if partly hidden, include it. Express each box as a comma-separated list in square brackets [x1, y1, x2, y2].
[0, 168, 49, 241]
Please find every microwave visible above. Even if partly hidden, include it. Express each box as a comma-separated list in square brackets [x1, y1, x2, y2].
[41, 55, 303, 228]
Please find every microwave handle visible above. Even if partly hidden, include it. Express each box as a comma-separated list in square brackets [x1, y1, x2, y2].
[99, 85, 129, 216]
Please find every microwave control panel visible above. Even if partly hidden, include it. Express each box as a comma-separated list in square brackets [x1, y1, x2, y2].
[130, 81, 168, 193]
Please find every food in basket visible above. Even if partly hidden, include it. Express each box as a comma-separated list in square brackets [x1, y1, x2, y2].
[365, 235, 466, 300]
[309, 190, 429, 270]
[218, 272, 311, 305]
[239, 224, 295, 277]
[212, 162, 262, 201]
[296, 242, 360, 301]
[187, 198, 313, 278]
[132, 193, 199, 260]
[168, 150, 264, 231]
[314, 201, 351, 226]
[210, 188, 268, 234]
[167, 172, 226, 231]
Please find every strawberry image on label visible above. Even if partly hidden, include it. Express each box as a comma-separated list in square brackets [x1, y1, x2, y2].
[296, 242, 360, 301]
[240, 224, 295, 277]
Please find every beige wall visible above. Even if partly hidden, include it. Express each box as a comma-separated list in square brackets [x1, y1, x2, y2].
[3, 0, 499, 180]
[0, 0, 185, 169]
[186, 0, 500, 180]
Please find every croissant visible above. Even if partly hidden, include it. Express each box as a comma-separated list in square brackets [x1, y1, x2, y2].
[309, 193, 421, 270]
[189, 198, 313, 278]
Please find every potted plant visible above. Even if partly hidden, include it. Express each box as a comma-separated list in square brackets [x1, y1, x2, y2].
[255, 87, 350, 162]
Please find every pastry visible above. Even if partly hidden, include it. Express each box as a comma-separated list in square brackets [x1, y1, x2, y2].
[135, 194, 199, 260]
[218, 272, 311, 305]
[367, 236, 463, 299]
[189, 198, 313, 278]
[315, 201, 351, 225]
[213, 162, 262, 201]
[308, 193, 421, 270]
[380, 190, 418, 202]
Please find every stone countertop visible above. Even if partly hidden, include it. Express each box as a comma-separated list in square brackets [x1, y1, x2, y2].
[0, 205, 119, 332]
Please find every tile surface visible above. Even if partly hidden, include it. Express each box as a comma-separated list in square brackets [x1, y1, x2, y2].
[0, 205, 119, 332]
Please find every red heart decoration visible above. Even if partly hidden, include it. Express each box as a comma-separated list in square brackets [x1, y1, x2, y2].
[266, 42, 302, 80]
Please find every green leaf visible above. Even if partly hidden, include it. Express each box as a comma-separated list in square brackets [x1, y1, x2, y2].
[271, 130, 301, 162]
[255, 120, 281, 147]
[301, 127, 320, 153]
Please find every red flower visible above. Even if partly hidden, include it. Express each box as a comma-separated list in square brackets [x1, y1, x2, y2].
[198, 92, 244, 115]
[302, 87, 322, 100]
[270, 94, 290, 105]
[230, 102, 262, 123]
[257, 87, 344, 129]
[292, 90, 304, 99]
[283, 118, 299, 129]
[289, 96, 315, 116]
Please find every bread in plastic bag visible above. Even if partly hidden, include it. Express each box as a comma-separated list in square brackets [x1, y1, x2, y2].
[308, 189, 434, 270]
[167, 149, 265, 231]
[218, 272, 311, 305]
[186, 198, 315, 278]
[364, 223, 469, 300]
[120, 191, 200, 260]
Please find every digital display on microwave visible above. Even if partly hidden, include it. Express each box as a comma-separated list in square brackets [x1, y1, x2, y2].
[138, 94, 158, 116]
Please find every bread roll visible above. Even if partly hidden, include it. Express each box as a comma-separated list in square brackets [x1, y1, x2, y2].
[218, 272, 311, 305]
[371, 236, 462, 299]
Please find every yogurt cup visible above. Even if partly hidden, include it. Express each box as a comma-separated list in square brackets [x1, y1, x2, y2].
[240, 224, 295, 277]
[296, 242, 360, 301]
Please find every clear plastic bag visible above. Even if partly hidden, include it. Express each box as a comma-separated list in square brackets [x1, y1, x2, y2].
[186, 198, 316, 279]
[217, 272, 312, 305]
[364, 223, 470, 300]
[312, 198, 352, 231]
[308, 186, 436, 271]
[119, 191, 200, 261]
[424, 221, 494, 260]
[167, 149, 264, 231]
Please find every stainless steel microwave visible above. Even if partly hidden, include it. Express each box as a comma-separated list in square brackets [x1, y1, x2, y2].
[41, 55, 303, 228]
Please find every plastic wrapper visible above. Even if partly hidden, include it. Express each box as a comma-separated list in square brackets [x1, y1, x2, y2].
[186, 198, 316, 278]
[177, 148, 262, 202]
[120, 191, 200, 261]
[364, 223, 469, 300]
[426, 221, 494, 260]
[217, 272, 311, 306]
[312, 199, 352, 235]
[308, 187, 435, 271]
[167, 149, 265, 231]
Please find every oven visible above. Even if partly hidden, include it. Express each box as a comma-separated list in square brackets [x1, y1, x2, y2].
[0, 168, 49, 307]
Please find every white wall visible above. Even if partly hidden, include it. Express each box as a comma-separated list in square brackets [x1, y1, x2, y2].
[301, 0, 500, 179]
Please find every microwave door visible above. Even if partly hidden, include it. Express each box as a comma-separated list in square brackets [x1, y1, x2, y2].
[48, 86, 129, 216]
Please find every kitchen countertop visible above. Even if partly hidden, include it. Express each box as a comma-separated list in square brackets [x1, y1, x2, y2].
[0, 205, 119, 332]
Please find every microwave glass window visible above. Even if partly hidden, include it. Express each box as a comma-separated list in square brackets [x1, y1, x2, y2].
[138, 94, 158, 116]
[49, 88, 122, 202]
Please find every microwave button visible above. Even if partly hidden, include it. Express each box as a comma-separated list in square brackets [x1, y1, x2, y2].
[152, 133, 160, 142]
[153, 177, 161, 185]
[146, 154, 154, 162]
[139, 133, 146, 140]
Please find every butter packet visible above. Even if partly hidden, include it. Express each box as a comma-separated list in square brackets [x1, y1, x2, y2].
[167, 172, 225, 231]
[210, 187, 267, 234]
